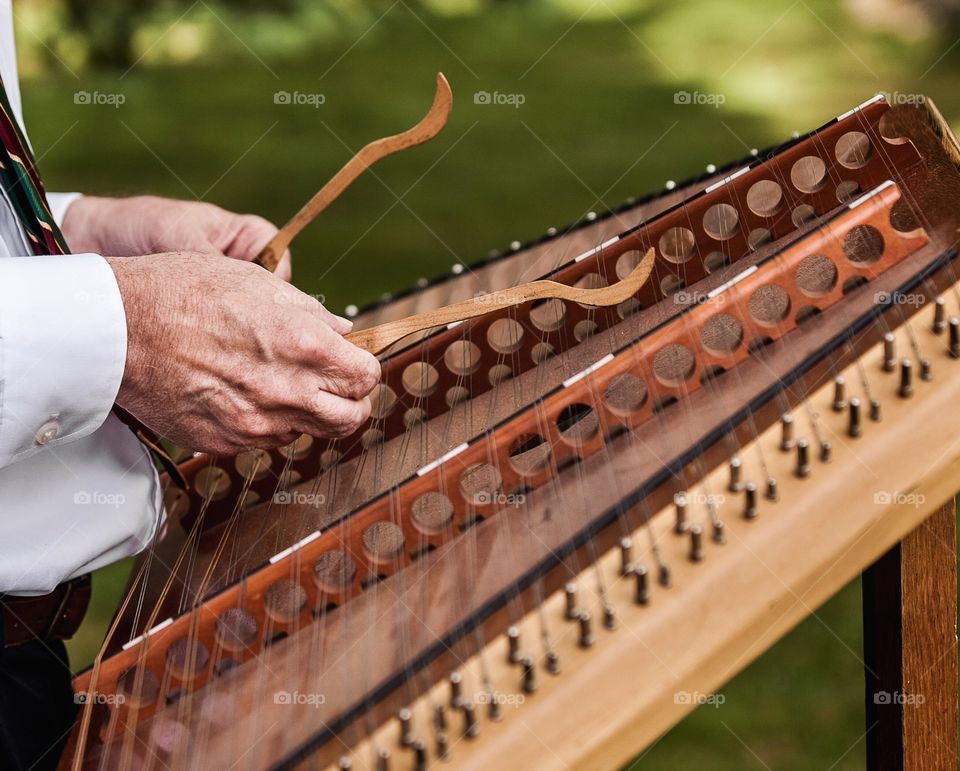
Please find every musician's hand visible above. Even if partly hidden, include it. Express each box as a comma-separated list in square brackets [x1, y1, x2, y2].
[105, 252, 380, 455]
[62, 195, 294, 281]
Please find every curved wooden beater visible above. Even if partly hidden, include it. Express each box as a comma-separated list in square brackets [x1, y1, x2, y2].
[254, 72, 453, 272]
[345, 249, 656, 354]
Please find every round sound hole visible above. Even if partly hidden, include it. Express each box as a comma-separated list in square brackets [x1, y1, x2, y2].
[746, 179, 783, 217]
[445, 386, 470, 407]
[615, 249, 644, 280]
[790, 155, 827, 194]
[314, 550, 357, 593]
[402, 362, 440, 398]
[234, 449, 272, 481]
[843, 224, 884, 265]
[795, 254, 838, 297]
[459, 462, 503, 507]
[487, 318, 525, 354]
[556, 403, 600, 446]
[836, 180, 861, 203]
[444, 340, 482, 377]
[362, 521, 405, 562]
[508, 433, 552, 476]
[604, 373, 648, 416]
[659, 227, 696, 264]
[702, 203, 740, 241]
[700, 314, 744, 356]
[194, 467, 230, 501]
[264, 580, 308, 623]
[117, 667, 161, 708]
[369, 384, 398, 419]
[835, 131, 872, 169]
[165, 637, 210, 679]
[652, 343, 696, 387]
[216, 608, 258, 652]
[748, 284, 791, 326]
[278, 434, 313, 460]
[530, 298, 566, 332]
[411, 491, 455, 534]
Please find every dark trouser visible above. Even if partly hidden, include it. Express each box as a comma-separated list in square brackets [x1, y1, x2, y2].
[0, 640, 76, 770]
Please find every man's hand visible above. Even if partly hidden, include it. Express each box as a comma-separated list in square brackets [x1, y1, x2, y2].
[106, 252, 380, 456]
[63, 196, 294, 280]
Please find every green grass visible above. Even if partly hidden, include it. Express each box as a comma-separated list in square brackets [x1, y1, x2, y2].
[17, 3, 960, 768]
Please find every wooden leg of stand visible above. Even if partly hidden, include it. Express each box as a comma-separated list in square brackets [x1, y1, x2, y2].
[862, 498, 958, 771]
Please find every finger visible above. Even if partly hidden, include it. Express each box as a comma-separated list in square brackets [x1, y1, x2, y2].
[226, 214, 280, 263]
[296, 295, 353, 335]
[274, 249, 293, 282]
[282, 323, 380, 401]
[292, 325, 381, 399]
[293, 390, 372, 439]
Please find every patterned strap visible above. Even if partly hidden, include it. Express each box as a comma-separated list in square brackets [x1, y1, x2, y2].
[0, 76, 69, 255]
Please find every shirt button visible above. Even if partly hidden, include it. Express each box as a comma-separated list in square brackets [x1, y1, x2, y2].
[35, 419, 60, 445]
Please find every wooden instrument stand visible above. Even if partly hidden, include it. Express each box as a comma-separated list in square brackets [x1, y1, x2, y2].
[862, 499, 958, 770]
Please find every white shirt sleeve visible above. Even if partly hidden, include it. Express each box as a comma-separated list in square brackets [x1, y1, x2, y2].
[0, 252, 128, 467]
[47, 191, 82, 228]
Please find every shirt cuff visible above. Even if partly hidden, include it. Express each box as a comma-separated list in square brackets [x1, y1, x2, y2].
[47, 192, 82, 230]
[0, 253, 127, 466]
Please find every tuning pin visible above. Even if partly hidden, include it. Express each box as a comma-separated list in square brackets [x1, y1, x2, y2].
[950, 318, 960, 358]
[412, 739, 428, 770]
[462, 703, 479, 739]
[674, 492, 688, 533]
[832, 376, 847, 412]
[619, 536, 633, 575]
[848, 398, 862, 438]
[485, 688, 501, 722]
[564, 583, 579, 620]
[634, 565, 650, 605]
[433, 705, 447, 732]
[742, 483, 758, 519]
[780, 413, 796, 451]
[795, 439, 811, 478]
[449, 672, 463, 708]
[521, 656, 537, 693]
[765, 477, 779, 502]
[435, 733, 448, 760]
[338, 756, 352, 770]
[376, 748, 391, 771]
[658, 563, 671, 588]
[545, 649, 561, 674]
[934, 297, 946, 333]
[870, 398, 882, 422]
[728, 457, 743, 491]
[712, 519, 726, 544]
[602, 604, 616, 630]
[688, 524, 704, 561]
[506, 626, 521, 665]
[883, 333, 896, 372]
[398, 708, 414, 748]
[921, 358, 933, 381]
[819, 441, 832, 463]
[899, 359, 913, 398]
[577, 611, 594, 648]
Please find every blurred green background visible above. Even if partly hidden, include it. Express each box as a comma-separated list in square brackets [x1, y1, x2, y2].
[15, 0, 960, 768]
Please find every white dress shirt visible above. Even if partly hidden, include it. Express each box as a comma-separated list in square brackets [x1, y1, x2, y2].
[0, 1, 162, 595]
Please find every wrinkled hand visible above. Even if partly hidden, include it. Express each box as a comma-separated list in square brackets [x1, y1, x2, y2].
[106, 252, 380, 455]
[63, 195, 293, 280]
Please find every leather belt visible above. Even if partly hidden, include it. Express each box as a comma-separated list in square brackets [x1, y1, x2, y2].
[0, 574, 92, 648]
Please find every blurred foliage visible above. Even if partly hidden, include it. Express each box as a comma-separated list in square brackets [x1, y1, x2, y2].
[13, 0, 960, 768]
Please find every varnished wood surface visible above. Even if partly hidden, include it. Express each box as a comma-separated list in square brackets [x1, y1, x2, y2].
[344, 249, 655, 354]
[863, 499, 958, 771]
